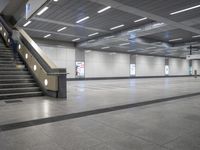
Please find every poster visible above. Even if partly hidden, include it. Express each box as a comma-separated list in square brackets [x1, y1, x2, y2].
[165, 65, 169, 75]
[130, 64, 136, 76]
[76, 62, 85, 77]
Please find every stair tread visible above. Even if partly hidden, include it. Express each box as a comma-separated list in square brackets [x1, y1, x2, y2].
[0, 87, 40, 91]
[0, 83, 36, 86]
[0, 91, 43, 96]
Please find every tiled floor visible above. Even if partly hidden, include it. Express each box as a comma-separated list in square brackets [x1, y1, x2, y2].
[0, 77, 200, 125]
[1, 77, 200, 149]
[1, 94, 200, 150]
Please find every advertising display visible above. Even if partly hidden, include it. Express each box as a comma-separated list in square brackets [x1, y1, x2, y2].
[76, 62, 85, 77]
[165, 65, 169, 75]
[130, 64, 136, 76]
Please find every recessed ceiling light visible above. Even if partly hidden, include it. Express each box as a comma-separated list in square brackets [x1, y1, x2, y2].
[88, 32, 99, 37]
[128, 28, 141, 33]
[170, 4, 200, 15]
[145, 47, 157, 50]
[192, 35, 200, 38]
[37, 6, 49, 16]
[44, 34, 51, 38]
[23, 21, 32, 27]
[53, 0, 58, 2]
[76, 16, 90, 23]
[88, 39, 96, 43]
[110, 24, 124, 30]
[72, 38, 80, 42]
[104, 36, 115, 39]
[101, 46, 110, 49]
[57, 27, 67, 32]
[134, 17, 147, 23]
[98, 6, 111, 13]
[119, 43, 130, 46]
[169, 38, 183, 42]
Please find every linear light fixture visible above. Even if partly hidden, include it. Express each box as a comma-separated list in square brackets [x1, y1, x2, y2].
[57, 27, 67, 32]
[98, 6, 111, 13]
[128, 28, 141, 33]
[88, 32, 99, 37]
[105, 35, 115, 39]
[170, 4, 200, 15]
[101, 46, 110, 49]
[88, 39, 96, 43]
[37, 6, 49, 16]
[134, 17, 147, 23]
[72, 38, 80, 42]
[23, 21, 32, 27]
[145, 47, 156, 50]
[76, 16, 90, 23]
[85, 50, 92, 53]
[169, 38, 183, 42]
[110, 24, 124, 30]
[53, 0, 58, 2]
[44, 34, 51, 38]
[192, 35, 200, 38]
[119, 43, 130, 46]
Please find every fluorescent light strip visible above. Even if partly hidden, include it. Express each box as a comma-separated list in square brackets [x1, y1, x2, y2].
[72, 38, 80, 42]
[88, 32, 99, 37]
[110, 24, 124, 30]
[170, 4, 200, 15]
[98, 6, 111, 13]
[53, 0, 58, 2]
[119, 43, 130, 46]
[192, 35, 200, 38]
[76, 16, 90, 23]
[37, 6, 49, 16]
[44, 34, 51, 38]
[134, 17, 147, 23]
[128, 28, 141, 33]
[57, 27, 67, 32]
[101, 46, 110, 49]
[145, 47, 156, 50]
[169, 38, 183, 42]
[88, 39, 95, 43]
[23, 21, 32, 27]
[105, 36, 115, 39]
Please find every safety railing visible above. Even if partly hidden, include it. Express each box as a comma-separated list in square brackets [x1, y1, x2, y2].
[0, 16, 67, 98]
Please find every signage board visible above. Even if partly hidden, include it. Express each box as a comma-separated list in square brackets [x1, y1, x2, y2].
[130, 64, 136, 76]
[186, 54, 200, 60]
[76, 62, 85, 77]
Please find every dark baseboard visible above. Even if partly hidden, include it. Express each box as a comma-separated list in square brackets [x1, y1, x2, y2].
[67, 75, 198, 81]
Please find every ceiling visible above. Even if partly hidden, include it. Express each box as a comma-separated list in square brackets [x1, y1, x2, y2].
[16, 0, 200, 57]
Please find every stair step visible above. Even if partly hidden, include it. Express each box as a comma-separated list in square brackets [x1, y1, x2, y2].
[0, 83, 37, 88]
[0, 52, 13, 56]
[0, 79, 34, 84]
[0, 61, 23, 64]
[0, 64, 25, 67]
[0, 58, 20, 61]
[0, 87, 40, 94]
[0, 71, 29, 75]
[0, 67, 27, 71]
[0, 91, 43, 100]
[0, 74, 32, 79]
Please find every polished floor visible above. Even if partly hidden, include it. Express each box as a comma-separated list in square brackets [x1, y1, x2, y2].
[0, 77, 200, 149]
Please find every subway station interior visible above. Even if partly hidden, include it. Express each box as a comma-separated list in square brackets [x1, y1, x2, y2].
[0, 0, 200, 149]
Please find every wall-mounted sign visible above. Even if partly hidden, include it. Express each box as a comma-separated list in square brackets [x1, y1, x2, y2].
[165, 65, 169, 75]
[130, 64, 136, 76]
[26, 0, 48, 20]
[76, 62, 85, 77]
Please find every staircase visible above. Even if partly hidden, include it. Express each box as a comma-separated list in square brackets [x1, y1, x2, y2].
[0, 37, 43, 100]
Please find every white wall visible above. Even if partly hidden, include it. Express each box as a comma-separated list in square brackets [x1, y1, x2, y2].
[85, 51, 130, 77]
[136, 55, 165, 76]
[192, 60, 200, 75]
[38, 43, 76, 78]
[169, 58, 189, 75]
